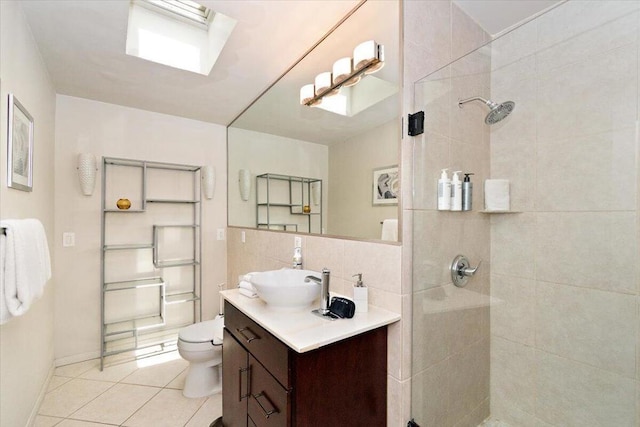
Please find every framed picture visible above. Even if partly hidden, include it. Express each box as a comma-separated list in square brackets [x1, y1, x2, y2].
[7, 94, 34, 192]
[372, 165, 398, 205]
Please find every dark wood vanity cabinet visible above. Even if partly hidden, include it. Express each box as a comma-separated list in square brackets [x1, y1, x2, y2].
[222, 301, 388, 427]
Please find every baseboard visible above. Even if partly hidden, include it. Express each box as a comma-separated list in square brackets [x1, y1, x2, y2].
[26, 360, 55, 427]
[55, 350, 100, 367]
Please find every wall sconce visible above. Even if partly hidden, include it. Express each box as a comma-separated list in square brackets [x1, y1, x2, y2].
[311, 182, 321, 206]
[299, 40, 384, 107]
[202, 165, 215, 200]
[77, 153, 97, 196]
[239, 169, 251, 201]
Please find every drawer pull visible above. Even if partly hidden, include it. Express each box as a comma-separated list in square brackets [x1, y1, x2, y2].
[237, 327, 260, 343]
[253, 392, 279, 419]
[239, 367, 250, 402]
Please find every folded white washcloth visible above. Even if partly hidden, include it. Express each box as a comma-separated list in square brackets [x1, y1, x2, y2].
[238, 280, 257, 292]
[239, 288, 258, 299]
[381, 219, 398, 241]
[241, 272, 258, 282]
[484, 179, 510, 211]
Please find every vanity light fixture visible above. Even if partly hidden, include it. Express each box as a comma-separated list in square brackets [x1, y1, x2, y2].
[299, 40, 384, 107]
[77, 153, 98, 196]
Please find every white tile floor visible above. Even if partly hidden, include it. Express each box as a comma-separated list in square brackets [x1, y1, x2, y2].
[35, 352, 222, 427]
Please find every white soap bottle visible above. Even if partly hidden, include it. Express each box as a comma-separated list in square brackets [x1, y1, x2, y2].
[451, 171, 462, 211]
[437, 168, 451, 210]
[352, 273, 368, 313]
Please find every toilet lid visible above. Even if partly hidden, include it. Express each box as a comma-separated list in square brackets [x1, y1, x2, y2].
[179, 317, 224, 344]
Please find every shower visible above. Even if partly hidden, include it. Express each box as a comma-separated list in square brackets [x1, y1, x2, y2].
[458, 96, 515, 125]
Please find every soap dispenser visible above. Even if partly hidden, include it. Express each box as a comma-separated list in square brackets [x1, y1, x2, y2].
[352, 273, 368, 313]
[451, 171, 462, 211]
[437, 168, 451, 210]
[462, 173, 474, 211]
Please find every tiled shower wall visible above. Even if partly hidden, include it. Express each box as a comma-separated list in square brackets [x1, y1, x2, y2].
[405, 1, 492, 426]
[488, 1, 640, 425]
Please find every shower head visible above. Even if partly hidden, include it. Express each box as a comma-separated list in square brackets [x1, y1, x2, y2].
[458, 97, 515, 125]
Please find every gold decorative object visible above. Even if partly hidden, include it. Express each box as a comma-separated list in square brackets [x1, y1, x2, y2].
[303, 205, 311, 214]
[116, 198, 131, 210]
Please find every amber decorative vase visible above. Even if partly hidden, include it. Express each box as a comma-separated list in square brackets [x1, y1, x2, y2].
[116, 198, 131, 210]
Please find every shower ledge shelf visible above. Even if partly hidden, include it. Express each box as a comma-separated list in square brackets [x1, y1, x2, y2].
[479, 210, 521, 214]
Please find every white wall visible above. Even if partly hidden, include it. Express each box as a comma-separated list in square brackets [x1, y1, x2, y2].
[0, 1, 57, 425]
[328, 119, 399, 240]
[54, 95, 227, 363]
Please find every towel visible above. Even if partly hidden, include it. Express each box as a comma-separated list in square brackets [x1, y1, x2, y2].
[0, 219, 51, 324]
[381, 219, 398, 241]
[238, 280, 258, 298]
[484, 179, 510, 211]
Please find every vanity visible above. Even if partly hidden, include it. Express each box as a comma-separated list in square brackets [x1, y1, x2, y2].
[220, 290, 400, 426]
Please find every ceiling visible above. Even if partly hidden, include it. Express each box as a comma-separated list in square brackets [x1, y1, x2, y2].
[19, 0, 560, 127]
[454, 0, 561, 35]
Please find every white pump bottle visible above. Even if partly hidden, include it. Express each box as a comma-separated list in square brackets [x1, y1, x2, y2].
[451, 171, 462, 211]
[437, 169, 451, 210]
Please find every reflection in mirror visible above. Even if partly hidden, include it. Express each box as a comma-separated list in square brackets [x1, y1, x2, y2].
[228, 0, 401, 242]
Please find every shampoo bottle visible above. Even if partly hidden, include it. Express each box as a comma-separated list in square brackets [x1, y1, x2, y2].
[462, 173, 474, 211]
[437, 168, 451, 210]
[451, 171, 462, 211]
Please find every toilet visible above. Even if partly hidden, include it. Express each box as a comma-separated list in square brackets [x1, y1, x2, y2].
[177, 315, 224, 398]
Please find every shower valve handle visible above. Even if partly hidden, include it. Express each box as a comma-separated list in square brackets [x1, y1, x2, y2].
[451, 255, 481, 287]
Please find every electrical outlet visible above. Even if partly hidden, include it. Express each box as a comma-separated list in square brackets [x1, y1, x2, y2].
[294, 236, 302, 247]
[217, 228, 225, 241]
[241, 231, 246, 243]
[63, 232, 75, 247]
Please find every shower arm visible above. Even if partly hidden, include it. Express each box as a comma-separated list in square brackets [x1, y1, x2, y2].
[458, 97, 491, 108]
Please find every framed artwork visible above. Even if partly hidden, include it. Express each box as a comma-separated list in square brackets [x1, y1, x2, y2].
[7, 94, 34, 192]
[372, 165, 398, 205]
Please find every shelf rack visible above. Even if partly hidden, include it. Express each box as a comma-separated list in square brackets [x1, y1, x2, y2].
[100, 157, 202, 369]
[256, 173, 322, 233]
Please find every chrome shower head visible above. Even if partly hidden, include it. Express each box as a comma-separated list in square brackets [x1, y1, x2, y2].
[458, 97, 515, 125]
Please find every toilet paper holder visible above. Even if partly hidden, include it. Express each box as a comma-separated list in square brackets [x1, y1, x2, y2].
[450, 255, 481, 287]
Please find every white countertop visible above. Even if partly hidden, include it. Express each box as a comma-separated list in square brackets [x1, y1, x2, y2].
[221, 289, 401, 353]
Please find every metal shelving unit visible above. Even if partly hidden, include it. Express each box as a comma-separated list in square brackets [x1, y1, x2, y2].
[100, 157, 202, 369]
[255, 173, 322, 233]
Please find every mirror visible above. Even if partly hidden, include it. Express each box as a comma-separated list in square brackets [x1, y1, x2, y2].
[228, 0, 400, 242]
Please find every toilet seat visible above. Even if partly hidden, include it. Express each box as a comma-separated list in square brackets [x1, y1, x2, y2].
[179, 317, 224, 345]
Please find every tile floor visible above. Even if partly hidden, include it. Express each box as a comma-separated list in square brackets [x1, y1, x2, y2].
[34, 352, 222, 427]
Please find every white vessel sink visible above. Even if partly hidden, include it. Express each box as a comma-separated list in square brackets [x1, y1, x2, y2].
[249, 269, 321, 311]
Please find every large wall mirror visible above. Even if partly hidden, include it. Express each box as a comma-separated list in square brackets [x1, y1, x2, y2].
[228, 0, 401, 242]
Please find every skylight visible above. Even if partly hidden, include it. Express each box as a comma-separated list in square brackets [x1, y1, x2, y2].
[138, 0, 212, 27]
[126, 0, 236, 75]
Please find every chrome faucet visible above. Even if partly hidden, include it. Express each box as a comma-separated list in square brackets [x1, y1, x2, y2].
[292, 247, 302, 269]
[305, 268, 330, 315]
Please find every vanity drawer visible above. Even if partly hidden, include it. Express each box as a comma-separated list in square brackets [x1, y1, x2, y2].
[225, 302, 290, 388]
[248, 355, 290, 427]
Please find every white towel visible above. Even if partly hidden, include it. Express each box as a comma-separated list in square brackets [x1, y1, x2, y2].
[238, 280, 258, 298]
[484, 179, 510, 211]
[0, 219, 51, 324]
[381, 219, 398, 241]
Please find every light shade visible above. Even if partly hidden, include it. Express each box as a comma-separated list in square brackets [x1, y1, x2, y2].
[239, 169, 251, 201]
[353, 40, 384, 75]
[300, 84, 321, 106]
[202, 165, 215, 199]
[333, 57, 360, 87]
[77, 153, 97, 196]
[314, 72, 338, 96]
